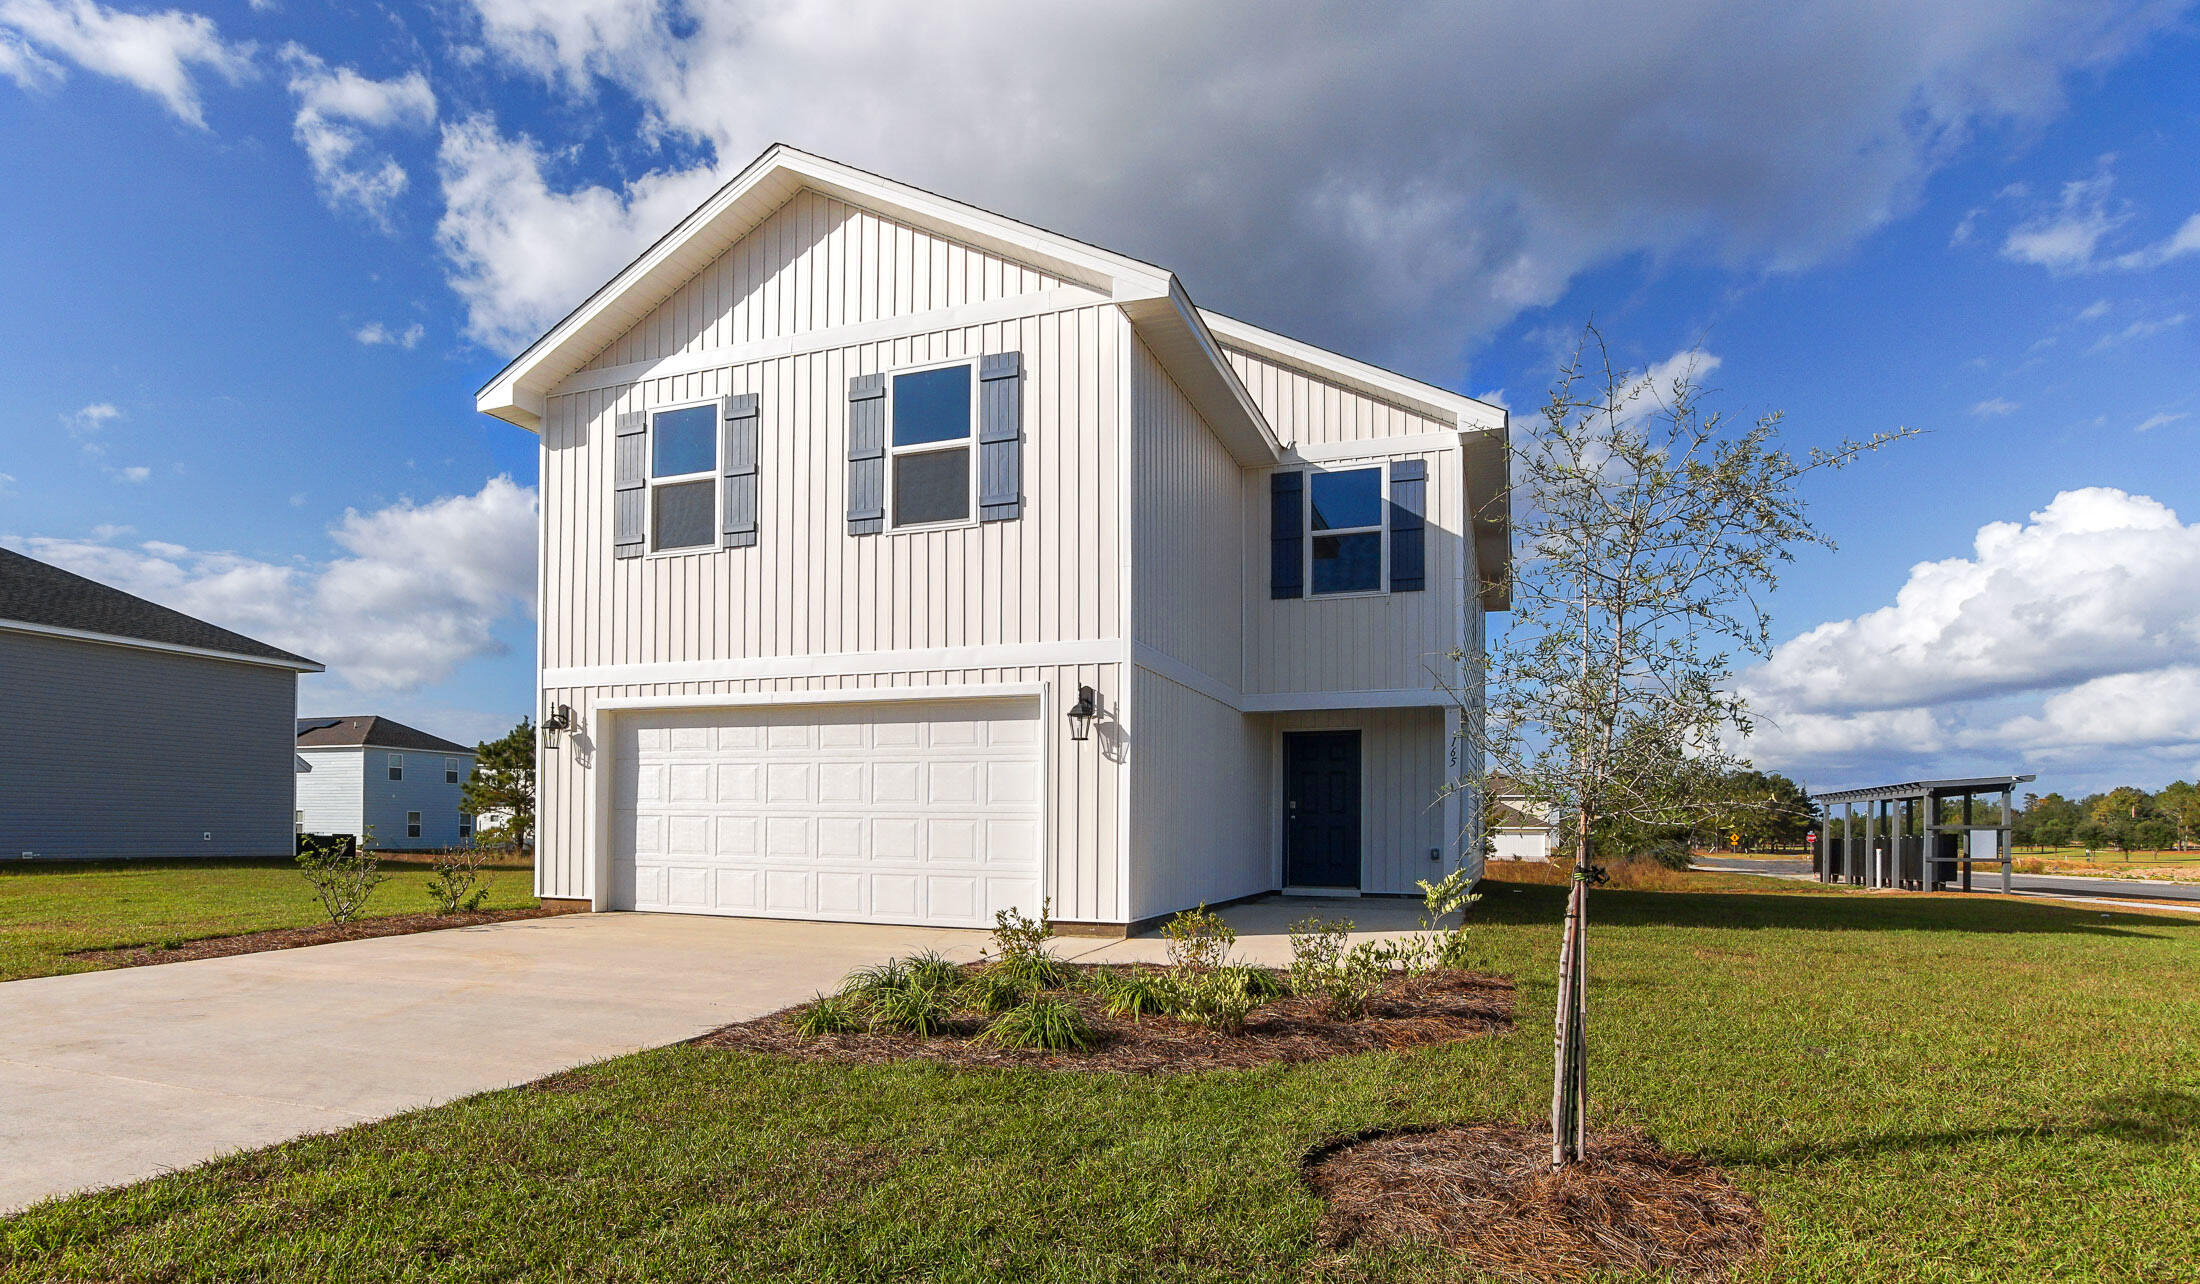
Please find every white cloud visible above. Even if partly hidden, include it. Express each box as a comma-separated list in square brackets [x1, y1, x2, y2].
[353, 320, 424, 348]
[114, 465, 150, 482]
[1736, 488, 2200, 786]
[2111, 211, 2200, 270]
[281, 45, 436, 227]
[2077, 298, 2111, 321]
[65, 401, 119, 443]
[2087, 312, 2187, 354]
[2135, 411, 2189, 433]
[1968, 397, 2019, 418]
[2000, 163, 2124, 272]
[436, 115, 723, 349]
[0, 0, 251, 127]
[89, 522, 132, 539]
[434, 0, 2186, 367]
[5, 476, 537, 691]
[0, 472, 17, 490]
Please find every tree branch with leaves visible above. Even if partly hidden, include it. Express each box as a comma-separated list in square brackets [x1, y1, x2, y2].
[1458, 324, 1913, 1167]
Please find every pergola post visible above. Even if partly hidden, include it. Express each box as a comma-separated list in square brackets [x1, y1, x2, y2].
[1863, 799, 1878, 889]
[1844, 801, 1857, 884]
[2000, 786, 2014, 893]
[1961, 793, 1974, 892]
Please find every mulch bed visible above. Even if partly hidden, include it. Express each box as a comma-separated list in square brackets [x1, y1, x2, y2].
[1304, 1122, 1765, 1282]
[67, 905, 581, 969]
[698, 964, 1514, 1073]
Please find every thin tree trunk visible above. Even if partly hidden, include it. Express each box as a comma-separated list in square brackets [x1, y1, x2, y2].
[1551, 807, 1592, 1167]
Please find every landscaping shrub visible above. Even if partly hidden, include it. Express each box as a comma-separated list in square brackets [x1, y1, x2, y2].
[1170, 964, 1268, 1035]
[295, 832, 388, 925]
[975, 997, 1091, 1051]
[789, 992, 863, 1038]
[840, 958, 913, 1000]
[985, 900, 1074, 988]
[866, 983, 953, 1038]
[902, 948, 963, 992]
[958, 968, 1034, 1015]
[424, 844, 490, 915]
[1287, 916, 1386, 1019]
[1094, 968, 1175, 1019]
[1160, 903, 1235, 972]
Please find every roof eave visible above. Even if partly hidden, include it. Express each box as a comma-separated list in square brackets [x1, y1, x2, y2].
[1120, 279, 1282, 467]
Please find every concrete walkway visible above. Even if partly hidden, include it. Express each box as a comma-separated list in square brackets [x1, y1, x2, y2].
[0, 897, 1426, 1214]
[0, 912, 991, 1213]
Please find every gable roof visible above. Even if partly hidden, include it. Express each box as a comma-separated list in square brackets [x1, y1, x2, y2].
[0, 546, 321, 671]
[296, 716, 473, 754]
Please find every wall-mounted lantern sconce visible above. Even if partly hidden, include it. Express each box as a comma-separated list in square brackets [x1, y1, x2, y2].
[542, 702, 575, 749]
[1066, 685, 1097, 743]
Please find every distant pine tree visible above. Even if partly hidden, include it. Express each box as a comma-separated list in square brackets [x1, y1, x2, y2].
[463, 719, 536, 855]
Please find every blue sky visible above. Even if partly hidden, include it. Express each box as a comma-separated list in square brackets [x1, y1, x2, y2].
[2, 0, 2196, 798]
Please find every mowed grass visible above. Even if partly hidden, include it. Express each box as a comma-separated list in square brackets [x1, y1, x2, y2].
[0, 857, 539, 982]
[5, 873, 2198, 1282]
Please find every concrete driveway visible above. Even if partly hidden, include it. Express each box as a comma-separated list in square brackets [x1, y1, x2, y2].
[0, 912, 992, 1213]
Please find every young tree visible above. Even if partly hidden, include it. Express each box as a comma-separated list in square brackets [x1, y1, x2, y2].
[1461, 325, 1909, 1167]
[463, 718, 537, 855]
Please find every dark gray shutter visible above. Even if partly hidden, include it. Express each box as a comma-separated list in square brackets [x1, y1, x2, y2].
[1390, 458, 1427, 593]
[1270, 470, 1303, 599]
[721, 392, 760, 549]
[847, 372, 886, 534]
[613, 410, 648, 559]
[977, 351, 1023, 521]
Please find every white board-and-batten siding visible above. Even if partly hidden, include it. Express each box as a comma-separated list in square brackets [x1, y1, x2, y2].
[293, 748, 364, 836]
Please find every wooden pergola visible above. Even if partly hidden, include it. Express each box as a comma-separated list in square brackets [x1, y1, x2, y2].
[1813, 774, 2036, 893]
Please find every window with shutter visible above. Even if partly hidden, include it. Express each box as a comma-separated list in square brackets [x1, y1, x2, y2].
[1389, 459, 1427, 593]
[648, 401, 719, 552]
[1270, 471, 1304, 599]
[721, 392, 760, 549]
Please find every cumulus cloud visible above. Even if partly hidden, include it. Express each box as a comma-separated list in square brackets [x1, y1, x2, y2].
[0, 0, 251, 127]
[5, 476, 537, 691]
[353, 320, 424, 348]
[434, 0, 2186, 368]
[113, 464, 150, 482]
[281, 45, 436, 227]
[1997, 160, 2200, 274]
[1736, 488, 2200, 785]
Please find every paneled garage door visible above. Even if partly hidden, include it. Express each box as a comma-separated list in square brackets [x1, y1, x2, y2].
[610, 698, 1042, 927]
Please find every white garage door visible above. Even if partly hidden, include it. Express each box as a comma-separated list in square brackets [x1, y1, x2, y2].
[611, 698, 1042, 927]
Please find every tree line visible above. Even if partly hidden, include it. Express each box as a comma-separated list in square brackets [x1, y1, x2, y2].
[2013, 783, 2199, 853]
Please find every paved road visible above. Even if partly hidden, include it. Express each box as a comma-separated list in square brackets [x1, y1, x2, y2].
[1692, 855, 2200, 905]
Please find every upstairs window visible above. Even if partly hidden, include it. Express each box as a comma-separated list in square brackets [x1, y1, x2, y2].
[889, 363, 974, 528]
[650, 402, 718, 551]
[387, 753, 404, 781]
[445, 758, 461, 784]
[1308, 467, 1385, 595]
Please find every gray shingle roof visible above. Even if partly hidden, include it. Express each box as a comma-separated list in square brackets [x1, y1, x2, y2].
[0, 546, 320, 669]
[296, 716, 474, 754]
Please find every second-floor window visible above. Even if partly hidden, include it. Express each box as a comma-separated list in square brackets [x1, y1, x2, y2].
[1307, 467, 1385, 595]
[651, 402, 718, 551]
[387, 753, 404, 781]
[890, 362, 974, 528]
[445, 758, 461, 784]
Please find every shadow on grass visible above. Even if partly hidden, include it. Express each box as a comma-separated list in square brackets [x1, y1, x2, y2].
[1471, 878, 2182, 939]
[1703, 1089, 2200, 1167]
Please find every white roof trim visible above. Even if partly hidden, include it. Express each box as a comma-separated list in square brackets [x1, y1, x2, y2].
[0, 618, 324, 673]
[1199, 310, 1506, 433]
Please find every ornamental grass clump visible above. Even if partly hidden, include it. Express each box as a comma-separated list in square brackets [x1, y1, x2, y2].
[789, 992, 864, 1039]
[866, 981, 953, 1038]
[902, 948, 964, 992]
[839, 958, 913, 1001]
[975, 997, 1091, 1051]
[958, 968, 1034, 1015]
[1093, 968, 1174, 1020]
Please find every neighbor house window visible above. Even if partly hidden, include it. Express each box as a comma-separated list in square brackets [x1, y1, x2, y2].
[445, 758, 461, 784]
[889, 363, 974, 527]
[1307, 467, 1385, 595]
[459, 814, 473, 839]
[387, 753, 404, 781]
[650, 402, 718, 551]
[406, 811, 422, 839]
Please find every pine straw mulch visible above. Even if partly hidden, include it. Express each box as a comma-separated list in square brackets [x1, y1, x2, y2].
[67, 905, 579, 969]
[699, 963, 1513, 1073]
[1304, 1122, 1766, 1282]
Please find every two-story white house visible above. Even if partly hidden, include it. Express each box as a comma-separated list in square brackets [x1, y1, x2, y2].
[295, 716, 478, 851]
[478, 146, 1509, 934]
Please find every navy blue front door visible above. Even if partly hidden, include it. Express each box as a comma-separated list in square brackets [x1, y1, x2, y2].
[1284, 731, 1361, 889]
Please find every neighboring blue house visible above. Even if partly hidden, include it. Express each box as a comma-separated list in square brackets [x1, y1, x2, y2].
[295, 717, 477, 851]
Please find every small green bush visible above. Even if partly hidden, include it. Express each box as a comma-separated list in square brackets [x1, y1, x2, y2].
[902, 949, 964, 992]
[984, 900, 1073, 988]
[992, 949, 1074, 991]
[975, 997, 1090, 1051]
[1094, 969, 1174, 1019]
[1160, 903, 1235, 972]
[790, 993, 863, 1038]
[1287, 915, 1386, 1019]
[1172, 965, 1268, 1035]
[425, 844, 490, 915]
[959, 968, 1034, 1015]
[839, 958, 912, 1000]
[867, 983, 952, 1037]
[295, 832, 388, 925]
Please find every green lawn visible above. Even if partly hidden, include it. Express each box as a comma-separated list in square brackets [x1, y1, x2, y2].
[4, 872, 2197, 1282]
[0, 858, 539, 983]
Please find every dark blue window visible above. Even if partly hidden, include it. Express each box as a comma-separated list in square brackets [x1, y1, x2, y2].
[892, 365, 972, 446]
[1310, 468, 1382, 531]
[652, 404, 717, 477]
[1312, 532, 1382, 594]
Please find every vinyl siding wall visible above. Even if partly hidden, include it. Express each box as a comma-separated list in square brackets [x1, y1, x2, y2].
[1128, 336, 1243, 688]
[360, 750, 475, 851]
[0, 630, 297, 860]
[536, 202, 1130, 919]
[1269, 707, 1455, 895]
[1223, 344, 1455, 446]
[294, 747, 364, 836]
[1125, 669, 1269, 920]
